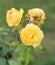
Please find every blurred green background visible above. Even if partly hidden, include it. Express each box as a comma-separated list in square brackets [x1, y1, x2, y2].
[0, 0, 55, 65]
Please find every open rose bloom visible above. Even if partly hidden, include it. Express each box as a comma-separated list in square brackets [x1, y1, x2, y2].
[27, 8, 45, 26]
[20, 23, 44, 47]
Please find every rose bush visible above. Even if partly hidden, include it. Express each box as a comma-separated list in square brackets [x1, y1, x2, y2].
[0, 8, 45, 65]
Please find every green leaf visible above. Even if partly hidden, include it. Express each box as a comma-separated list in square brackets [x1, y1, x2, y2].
[0, 58, 6, 65]
[24, 47, 32, 65]
[17, 57, 24, 65]
[8, 58, 23, 65]
[15, 44, 26, 53]
[2, 45, 9, 56]
[8, 59, 18, 65]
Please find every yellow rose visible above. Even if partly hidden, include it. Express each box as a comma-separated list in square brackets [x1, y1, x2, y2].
[6, 8, 24, 26]
[20, 23, 44, 47]
[28, 8, 45, 26]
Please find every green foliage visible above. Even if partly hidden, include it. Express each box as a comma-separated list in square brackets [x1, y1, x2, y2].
[15, 44, 33, 65]
[0, 58, 6, 65]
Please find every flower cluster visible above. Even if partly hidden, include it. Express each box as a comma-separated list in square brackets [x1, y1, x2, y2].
[6, 8, 45, 47]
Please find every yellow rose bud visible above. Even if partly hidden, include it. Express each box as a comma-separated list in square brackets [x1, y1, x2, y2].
[6, 8, 24, 26]
[20, 23, 44, 47]
[28, 8, 45, 26]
